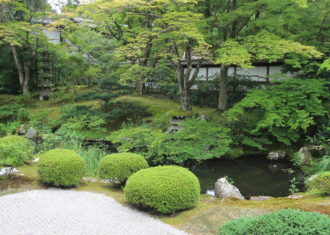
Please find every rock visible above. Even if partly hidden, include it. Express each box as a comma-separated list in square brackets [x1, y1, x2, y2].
[0, 167, 19, 177]
[166, 125, 185, 134]
[250, 196, 273, 201]
[288, 194, 303, 199]
[197, 115, 211, 121]
[267, 151, 286, 161]
[100, 179, 112, 184]
[206, 190, 215, 197]
[214, 178, 245, 200]
[25, 127, 38, 140]
[83, 177, 97, 182]
[17, 125, 26, 136]
[298, 145, 325, 167]
[305, 145, 326, 158]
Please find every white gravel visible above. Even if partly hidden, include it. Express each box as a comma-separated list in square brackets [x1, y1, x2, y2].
[0, 189, 187, 235]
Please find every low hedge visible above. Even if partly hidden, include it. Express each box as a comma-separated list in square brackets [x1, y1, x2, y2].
[98, 153, 148, 184]
[38, 148, 84, 187]
[219, 209, 330, 235]
[308, 172, 330, 195]
[124, 166, 200, 214]
[0, 135, 33, 166]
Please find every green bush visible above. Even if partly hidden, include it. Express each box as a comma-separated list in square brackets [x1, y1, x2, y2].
[107, 126, 164, 156]
[0, 135, 33, 166]
[219, 209, 330, 235]
[308, 171, 330, 195]
[124, 166, 200, 214]
[150, 119, 232, 164]
[99, 153, 148, 184]
[38, 149, 84, 187]
[226, 79, 329, 150]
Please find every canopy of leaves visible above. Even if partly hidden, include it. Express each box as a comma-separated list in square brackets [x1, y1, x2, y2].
[226, 79, 330, 150]
[216, 32, 322, 68]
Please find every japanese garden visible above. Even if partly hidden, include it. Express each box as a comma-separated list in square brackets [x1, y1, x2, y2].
[0, 0, 330, 234]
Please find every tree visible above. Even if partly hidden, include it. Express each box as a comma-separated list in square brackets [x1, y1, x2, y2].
[77, 0, 162, 95]
[155, 7, 210, 110]
[201, 0, 324, 111]
[0, 0, 49, 95]
[78, 0, 209, 110]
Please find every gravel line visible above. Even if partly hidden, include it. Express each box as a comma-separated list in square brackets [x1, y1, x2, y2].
[0, 189, 188, 235]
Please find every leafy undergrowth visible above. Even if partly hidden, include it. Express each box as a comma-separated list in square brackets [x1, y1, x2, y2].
[115, 95, 218, 121]
[0, 89, 219, 140]
[1, 164, 329, 235]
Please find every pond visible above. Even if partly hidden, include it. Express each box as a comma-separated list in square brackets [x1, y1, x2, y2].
[190, 156, 304, 198]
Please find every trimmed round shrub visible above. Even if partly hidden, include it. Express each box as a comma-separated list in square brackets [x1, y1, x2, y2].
[124, 166, 200, 214]
[0, 135, 33, 166]
[38, 149, 84, 187]
[98, 153, 148, 184]
[219, 209, 330, 235]
[308, 172, 330, 195]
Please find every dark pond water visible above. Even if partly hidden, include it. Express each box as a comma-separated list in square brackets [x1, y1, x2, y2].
[190, 156, 303, 198]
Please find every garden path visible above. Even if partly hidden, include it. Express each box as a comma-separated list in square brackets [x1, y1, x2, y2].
[0, 189, 187, 235]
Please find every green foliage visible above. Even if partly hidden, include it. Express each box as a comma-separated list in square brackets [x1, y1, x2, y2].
[219, 209, 330, 235]
[108, 126, 164, 156]
[0, 135, 33, 166]
[109, 119, 231, 164]
[99, 153, 149, 184]
[102, 101, 151, 123]
[38, 148, 84, 187]
[0, 122, 20, 137]
[0, 104, 21, 122]
[58, 114, 106, 137]
[150, 119, 232, 164]
[308, 172, 330, 195]
[314, 156, 330, 173]
[124, 166, 200, 214]
[226, 79, 330, 150]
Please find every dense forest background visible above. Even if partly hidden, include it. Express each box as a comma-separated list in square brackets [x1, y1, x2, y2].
[0, 0, 329, 166]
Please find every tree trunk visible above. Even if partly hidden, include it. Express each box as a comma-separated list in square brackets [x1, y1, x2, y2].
[181, 76, 191, 111]
[11, 46, 28, 95]
[137, 78, 144, 95]
[217, 64, 229, 111]
[23, 62, 30, 96]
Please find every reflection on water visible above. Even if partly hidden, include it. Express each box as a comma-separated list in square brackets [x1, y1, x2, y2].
[190, 156, 303, 198]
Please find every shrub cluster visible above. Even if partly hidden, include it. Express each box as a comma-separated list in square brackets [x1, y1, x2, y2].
[38, 148, 84, 187]
[0, 135, 33, 166]
[124, 166, 200, 214]
[308, 172, 330, 195]
[219, 209, 330, 235]
[98, 153, 148, 184]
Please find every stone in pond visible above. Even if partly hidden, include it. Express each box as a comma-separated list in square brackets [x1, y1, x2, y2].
[214, 178, 244, 200]
[267, 151, 286, 161]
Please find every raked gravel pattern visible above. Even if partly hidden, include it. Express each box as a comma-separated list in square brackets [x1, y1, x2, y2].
[0, 189, 187, 235]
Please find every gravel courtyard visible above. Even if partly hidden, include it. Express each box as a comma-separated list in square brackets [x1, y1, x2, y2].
[0, 189, 187, 235]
